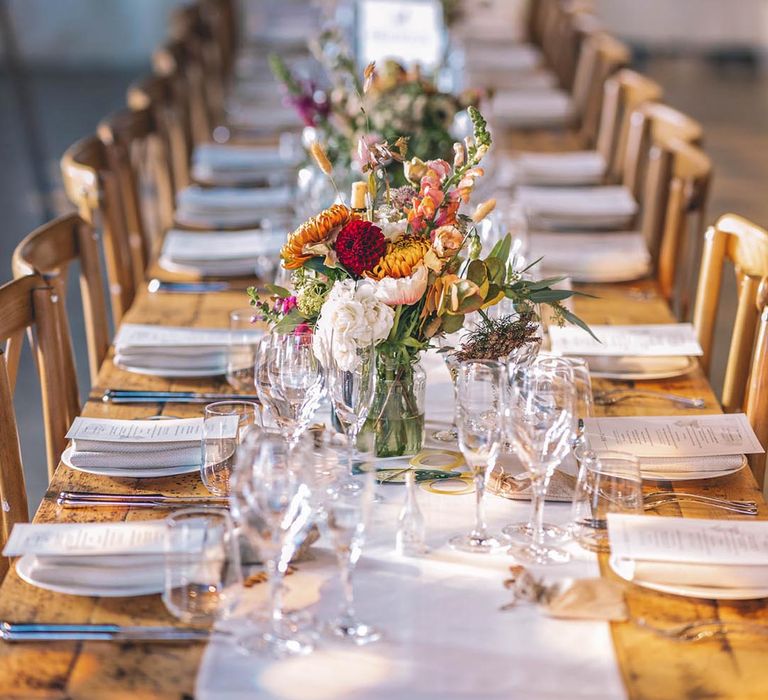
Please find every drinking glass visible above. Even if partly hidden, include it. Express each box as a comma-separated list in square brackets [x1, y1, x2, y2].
[230, 435, 316, 656]
[325, 470, 380, 644]
[432, 333, 461, 443]
[265, 330, 326, 448]
[202, 401, 259, 495]
[505, 360, 575, 564]
[570, 450, 642, 552]
[226, 308, 261, 392]
[162, 508, 243, 625]
[448, 360, 507, 553]
[323, 330, 377, 474]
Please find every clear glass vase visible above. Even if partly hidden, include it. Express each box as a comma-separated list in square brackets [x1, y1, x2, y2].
[363, 349, 426, 458]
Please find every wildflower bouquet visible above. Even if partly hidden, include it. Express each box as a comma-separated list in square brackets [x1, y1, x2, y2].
[250, 106, 588, 457]
[270, 30, 478, 184]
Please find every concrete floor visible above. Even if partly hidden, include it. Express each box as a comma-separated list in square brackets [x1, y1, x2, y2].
[1, 55, 767, 512]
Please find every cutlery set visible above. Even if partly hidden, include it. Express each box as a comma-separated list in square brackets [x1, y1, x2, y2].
[593, 389, 706, 408]
[0, 622, 217, 642]
[57, 491, 228, 509]
[100, 389, 260, 404]
[643, 491, 758, 515]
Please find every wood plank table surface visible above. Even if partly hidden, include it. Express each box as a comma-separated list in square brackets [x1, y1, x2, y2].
[0, 277, 766, 700]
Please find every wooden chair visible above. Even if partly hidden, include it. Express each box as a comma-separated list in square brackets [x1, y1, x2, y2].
[693, 214, 768, 413]
[0, 274, 81, 573]
[12, 213, 110, 385]
[597, 70, 663, 183]
[745, 277, 768, 490]
[642, 137, 712, 312]
[61, 135, 137, 326]
[97, 107, 176, 282]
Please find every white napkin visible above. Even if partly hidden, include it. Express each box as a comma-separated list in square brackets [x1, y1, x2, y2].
[67, 445, 201, 469]
[191, 145, 299, 187]
[514, 151, 606, 186]
[463, 42, 542, 71]
[159, 229, 285, 276]
[637, 454, 745, 474]
[583, 356, 693, 376]
[516, 185, 638, 230]
[529, 231, 651, 282]
[492, 89, 574, 127]
[23, 556, 165, 589]
[176, 185, 293, 212]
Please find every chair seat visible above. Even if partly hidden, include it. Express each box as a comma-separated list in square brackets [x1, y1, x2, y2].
[492, 89, 575, 128]
[529, 230, 651, 283]
[513, 150, 606, 186]
[516, 185, 638, 230]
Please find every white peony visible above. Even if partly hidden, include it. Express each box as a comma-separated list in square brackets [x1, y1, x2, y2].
[369, 265, 428, 306]
[313, 280, 395, 371]
[377, 218, 408, 241]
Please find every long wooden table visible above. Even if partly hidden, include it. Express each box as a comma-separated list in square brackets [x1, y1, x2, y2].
[0, 278, 766, 699]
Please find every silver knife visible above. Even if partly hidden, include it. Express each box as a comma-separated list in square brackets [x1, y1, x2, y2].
[147, 279, 261, 294]
[0, 622, 215, 642]
[100, 389, 261, 404]
[57, 491, 230, 508]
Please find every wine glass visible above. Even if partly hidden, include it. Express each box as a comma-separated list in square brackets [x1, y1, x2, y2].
[201, 401, 259, 495]
[226, 309, 261, 391]
[505, 360, 575, 564]
[448, 360, 507, 553]
[322, 329, 377, 475]
[325, 470, 380, 645]
[265, 330, 325, 448]
[230, 434, 316, 656]
[162, 508, 243, 625]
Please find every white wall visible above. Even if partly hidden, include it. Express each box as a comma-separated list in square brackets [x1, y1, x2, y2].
[5, 0, 183, 67]
[595, 0, 768, 50]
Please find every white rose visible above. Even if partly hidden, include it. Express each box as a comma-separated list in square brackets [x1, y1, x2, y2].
[313, 280, 394, 371]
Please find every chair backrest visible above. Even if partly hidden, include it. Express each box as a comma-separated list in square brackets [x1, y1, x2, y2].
[61, 135, 136, 326]
[571, 30, 631, 145]
[97, 106, 175, 282]
[544, 2, 597, 91]
[596, 69, 663, 182]
[641, 137, 712, 312]
[0, 274, 81, 572]
[12, 213, 110, 385]
[693, 214, 768, 413]
[745, 277, 768, 490]
[622, 102, 704, 199]
[127, 73, 193, 196]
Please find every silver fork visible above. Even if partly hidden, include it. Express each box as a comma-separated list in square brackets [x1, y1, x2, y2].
[593, 389, 705, 409]
[644, 491, 758, 515]
[635, 617, 768, 643]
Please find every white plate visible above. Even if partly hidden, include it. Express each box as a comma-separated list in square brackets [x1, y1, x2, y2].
[609, 556, 768, 600]
[61, 446, 200, 479]
[641, 456, 747, 482]
[589, 356, 697, 381]
[114, 360, 226, 378]
[16, 555, 163, 597]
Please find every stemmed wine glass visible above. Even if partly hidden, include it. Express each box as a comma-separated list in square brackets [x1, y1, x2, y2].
[324, 469, 380, 645]
[322, 329, 377, 475]
[505, 359, 575, 564]
[448, 360, 507, 553]
[264, 330, 325, 448]
[229, 433, 316, 656]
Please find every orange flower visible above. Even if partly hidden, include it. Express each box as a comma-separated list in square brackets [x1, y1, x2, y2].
[370, 236, 431, 279]
[281, 204, 351, 269]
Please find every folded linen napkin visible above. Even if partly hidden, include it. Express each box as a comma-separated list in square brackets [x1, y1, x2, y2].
[516, 185, 638, 230]
[636, 454, 745, 474]
[492, 89, 574, 127]
[192, 144, 298, 171]
[176, 185, 293, 212]
[514, 151, 606, 186]
[529, 231, 651, 282]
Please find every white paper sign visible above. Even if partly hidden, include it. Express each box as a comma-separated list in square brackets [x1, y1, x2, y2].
[2, 521, 171, 557]
[583, 413, 764, 457]
[607, 514, 768, 566]
[66, 417, 210, 443]
[549, 323, 703, 357]
[357, 0, 445, 71]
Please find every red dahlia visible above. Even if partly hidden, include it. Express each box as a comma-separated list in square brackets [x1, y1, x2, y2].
[334, 220, 387, 277]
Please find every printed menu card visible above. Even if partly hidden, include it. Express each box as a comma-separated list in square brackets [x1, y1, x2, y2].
[582, 414, 764, 458]
[549, 323, 703, 357]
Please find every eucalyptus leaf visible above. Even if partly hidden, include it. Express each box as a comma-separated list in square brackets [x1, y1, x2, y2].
[265, 284, 291, 298]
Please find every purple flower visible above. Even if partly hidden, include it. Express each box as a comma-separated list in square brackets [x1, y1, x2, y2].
[285, 82, 330, 127]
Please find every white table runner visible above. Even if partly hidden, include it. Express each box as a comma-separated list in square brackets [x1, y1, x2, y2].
[195, 351, 626, 699]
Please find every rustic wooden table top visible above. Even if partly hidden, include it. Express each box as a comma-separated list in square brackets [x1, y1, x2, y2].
[0, 278, 765, 700]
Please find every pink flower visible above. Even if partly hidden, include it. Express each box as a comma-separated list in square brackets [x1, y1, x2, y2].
[277, 296, 298, 314]
[368, 265, 428, 306]
[294, 322, 312, 336]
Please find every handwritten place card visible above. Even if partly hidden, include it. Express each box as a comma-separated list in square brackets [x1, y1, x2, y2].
[67, 417, 205, 443]
[549, 323, 703, 357]
[2, 521, 176, 557]
[607, 514, 768, 567]
[582, 414, 764, 458]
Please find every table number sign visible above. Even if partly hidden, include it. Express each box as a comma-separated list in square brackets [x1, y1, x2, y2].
[356, 0, 445, 71]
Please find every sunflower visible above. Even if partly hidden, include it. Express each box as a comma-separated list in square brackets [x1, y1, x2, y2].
[370, 235, 431, 279]
[281, 204, 351, 269]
